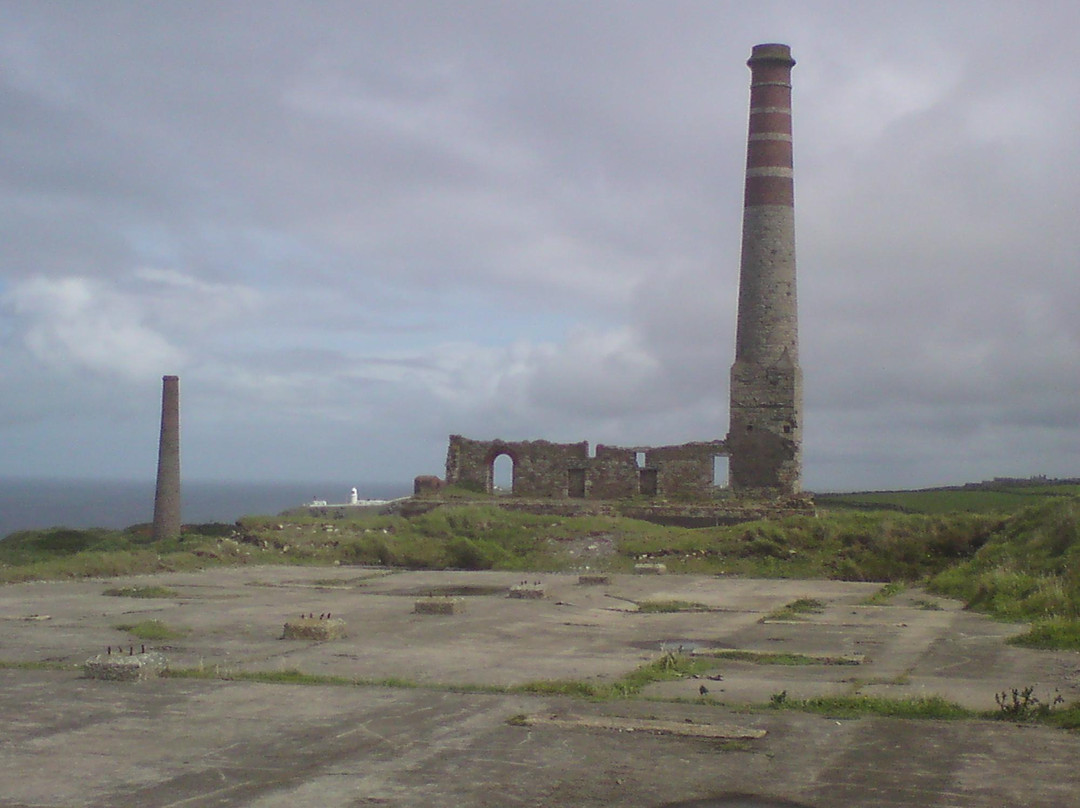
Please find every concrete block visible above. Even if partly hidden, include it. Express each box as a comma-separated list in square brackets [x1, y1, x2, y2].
[509, 584, 545, 599]
[282, 618, 347, 640]
[634, 563, 668, 575]
[414, 598, 464, 615]
[83, 651, 167, 681]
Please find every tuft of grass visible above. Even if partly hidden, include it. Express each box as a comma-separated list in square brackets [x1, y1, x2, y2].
[769, 693, 972, 720]
[701, 649, 859, 666]
[1045, 702, 1080, 731]
[636, 600, 715, 613]
[1008, 618, 1080, 650]
[504, 651, 720, 701]
[512, 679, 604, 698]
[114, 619, 187, 641]
[103, 585, 179, 598]
[862, 582, 905, 605]
[765, 597, 826, 621]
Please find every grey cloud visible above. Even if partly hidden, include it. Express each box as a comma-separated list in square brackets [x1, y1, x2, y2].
[0, 2, 1077, 488]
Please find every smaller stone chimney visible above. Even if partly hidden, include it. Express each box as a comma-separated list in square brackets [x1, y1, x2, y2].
[152, 375, 181, 541]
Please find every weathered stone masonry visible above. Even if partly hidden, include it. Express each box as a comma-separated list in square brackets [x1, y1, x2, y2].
[444, 435, 725, 500]
[152, 375, 181, 542]
[728, 43, 802, 495]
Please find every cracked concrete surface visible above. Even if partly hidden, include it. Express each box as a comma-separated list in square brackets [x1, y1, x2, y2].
[1, 566, 1078, 807]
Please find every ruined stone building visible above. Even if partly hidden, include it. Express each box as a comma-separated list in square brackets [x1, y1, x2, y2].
[426, 44, 803, 502]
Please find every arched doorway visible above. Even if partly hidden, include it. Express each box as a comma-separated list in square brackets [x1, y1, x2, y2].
[490, 453, 514, 495]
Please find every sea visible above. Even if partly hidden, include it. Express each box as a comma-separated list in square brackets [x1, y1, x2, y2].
[0, 478, 413, 539]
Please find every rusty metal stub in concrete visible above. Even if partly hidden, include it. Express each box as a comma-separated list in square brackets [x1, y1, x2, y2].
[635, 563, 668, 575]
[83, 651, 167, 681]
[282, 618, 347, 640]
[518, 713, 766, 740]
[414, 598, 464, 615]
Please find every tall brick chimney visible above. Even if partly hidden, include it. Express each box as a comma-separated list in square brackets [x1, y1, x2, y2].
[152, 375, 181, 541]
[728, 44, 802, 494]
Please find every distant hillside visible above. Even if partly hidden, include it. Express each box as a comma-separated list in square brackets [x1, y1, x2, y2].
[815, 478, 1080, 515]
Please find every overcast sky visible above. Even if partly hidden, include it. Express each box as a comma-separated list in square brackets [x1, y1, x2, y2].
[1, 1, 1078, 492]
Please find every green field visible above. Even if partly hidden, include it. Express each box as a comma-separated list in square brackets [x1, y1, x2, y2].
[816, 483, 1080, 515]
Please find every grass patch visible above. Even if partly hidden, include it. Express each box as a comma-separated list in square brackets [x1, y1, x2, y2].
[862, 582, 905, 605]
[765, 597, 826, 621]
[928, 498, 1080, 642]
[1008, 618, 1080, 650]
[636, 600, 715, 613]
[0, 659, 77, 671]
[164, 666, 423, 689]
[768, 692, 973, 720]
[103, 585, 179, 598]
[113, 619, 187, 641]
[701, 649, 860, 666]
[514, 650, 718, 700]
[1045, 702, 1080, 730]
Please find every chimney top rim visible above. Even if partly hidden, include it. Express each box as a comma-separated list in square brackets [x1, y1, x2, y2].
[748, 43, 795, 67]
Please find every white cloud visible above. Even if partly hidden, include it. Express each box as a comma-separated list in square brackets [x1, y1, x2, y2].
[7, 276, 185, 379]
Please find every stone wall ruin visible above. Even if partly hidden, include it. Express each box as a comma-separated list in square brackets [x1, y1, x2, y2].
[443, 435, 727, 500]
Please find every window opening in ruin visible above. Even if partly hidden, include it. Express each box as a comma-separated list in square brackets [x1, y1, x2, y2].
[639, 468, 658, 496]
[587, 442, 597, 458]
[636, 451, 646, 467]
[492, 453, 513, 495]
[713, 455, 729, 487]
[783, 423, 792, 434]
[568, 468, 586, 498]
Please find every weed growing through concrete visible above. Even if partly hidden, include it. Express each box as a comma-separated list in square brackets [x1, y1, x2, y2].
[862, 582, 905, 604]
[1008, 617, 1080, 651]
[764, 598, 825, 621]
[702, 650, 859, 666]
[768, 693, 972, 720]
[993, 686, 1064, 722]
[636, 600, 716, 613]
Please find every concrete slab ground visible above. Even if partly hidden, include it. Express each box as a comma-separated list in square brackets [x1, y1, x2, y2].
[1, 566, 1078, 807]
